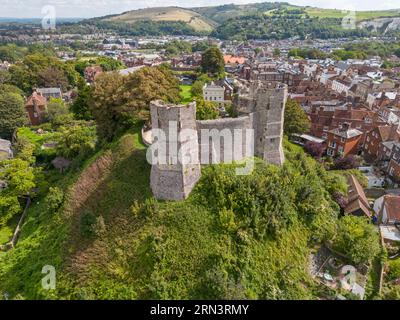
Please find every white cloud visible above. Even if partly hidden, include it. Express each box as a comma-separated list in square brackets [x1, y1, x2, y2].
[0, 0, 398, 18]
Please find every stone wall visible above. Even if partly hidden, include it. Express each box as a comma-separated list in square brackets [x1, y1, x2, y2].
[197, 116, 253, 164]
[149, 100, 201, 200]
[236, 81, 287, 165]
[149, 81, 287, 200]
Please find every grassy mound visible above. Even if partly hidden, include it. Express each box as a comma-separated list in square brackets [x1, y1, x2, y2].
[0, 129, 346, 300]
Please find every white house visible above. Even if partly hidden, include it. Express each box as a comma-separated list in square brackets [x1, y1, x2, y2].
[203, 82, 225, 103]
[331, 79, 351, 96]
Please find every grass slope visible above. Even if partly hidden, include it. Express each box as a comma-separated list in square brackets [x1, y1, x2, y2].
[305, 8, 400, 21]
[106, 7, 215, 32]
[0, 129, 372, 300]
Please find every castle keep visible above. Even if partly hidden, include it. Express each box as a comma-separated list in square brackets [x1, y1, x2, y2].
[149, 81, 288, 200]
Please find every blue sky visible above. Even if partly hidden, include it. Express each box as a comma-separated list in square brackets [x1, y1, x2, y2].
[0, 0, 399, 18]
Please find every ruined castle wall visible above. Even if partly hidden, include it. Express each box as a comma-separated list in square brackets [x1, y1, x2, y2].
[149, 81, 287, 201]
[150, 101, 201, 200]
[236, 81, 287, 165]
[196, 116, 253, 164]
[261, 85, 287, 165]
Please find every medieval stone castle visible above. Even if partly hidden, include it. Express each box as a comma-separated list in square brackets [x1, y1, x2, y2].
[149, 80, 288, 200]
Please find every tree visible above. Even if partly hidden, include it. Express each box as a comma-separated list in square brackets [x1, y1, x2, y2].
[284, 99, 310, 136]
[201, 47, 225, 78]
[71, 78, 93, 120]
[97, 56, 124, 72]
[91, 67, 180, 142]
[9, 53, 79, 94]
[192, 41, 212, 52]
[55, 124, 96, 159]
[0, 70, 11, 84]
[0, 84, 23, 96]
[273, 48, 281, 56]
[304, 141, 325, 159]
[121, 66, 180, 121]
[0, 44, 26, 63]
[196, 98, 219, 120]
[37, 66, 69, 91]
[165, 40, 192, 57]
[333, 155, 361, 170]
[44, 97, 70, 125]
[395, 48, 400, 58]
[191, 80, 205, 97]
[90, 72, 126, 142]
[0, 92, 26, 140]
[0, 158, 37, 225]
[333, 215, 380, 264]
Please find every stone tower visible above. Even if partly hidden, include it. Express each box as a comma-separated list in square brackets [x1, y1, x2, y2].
[149, 100, 201, 200]
[235, 81, 288, 165]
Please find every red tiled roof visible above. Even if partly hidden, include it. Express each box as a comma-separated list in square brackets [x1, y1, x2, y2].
[224, 55, 246, 65]
[344, 175, 371, 217]
[25, 92, 47, 106]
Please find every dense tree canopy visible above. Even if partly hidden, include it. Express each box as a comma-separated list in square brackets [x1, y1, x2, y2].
[201, 47, 225, 77]
[0, 91, 26, 140]
[0, 158, 37, 225]
[284, 99, 310, 136]
[90, 66, 180, 141]
[8, 53, 80, 94]
[71, 78, 93, 120]
[332, 215, 380, 264]
[196, 98, 219, 120]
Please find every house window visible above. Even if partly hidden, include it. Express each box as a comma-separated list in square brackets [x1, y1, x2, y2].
[341, 137, 345, 143]
[327, 148, 335, 156]
[328, 141, 336, 148]
[323, 126, 329, 132]
[338, 146, 344, 153]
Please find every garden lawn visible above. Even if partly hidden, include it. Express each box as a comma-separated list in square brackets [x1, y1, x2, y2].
[180, 85, 193, 105]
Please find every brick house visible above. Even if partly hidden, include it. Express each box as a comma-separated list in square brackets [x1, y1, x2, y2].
[309, 105, 386, 139]
[25, 91, 47, 125]
[326, 123, 363, 157]
[363, 125, 400, 163]
[387, 144, 400, 182]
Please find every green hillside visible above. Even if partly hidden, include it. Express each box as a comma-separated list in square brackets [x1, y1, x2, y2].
[0, 126, 366, 299]
[70, 2, 400, 39]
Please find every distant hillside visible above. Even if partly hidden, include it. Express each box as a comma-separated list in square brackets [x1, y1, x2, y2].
[74, 2, 400, 39]
[193, 3, 400, 23]
[104, 7, 216, 32]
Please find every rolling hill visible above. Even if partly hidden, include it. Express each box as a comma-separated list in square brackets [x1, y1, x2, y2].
[77, 2, 400, 39]
[105, 7, 216, 32]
